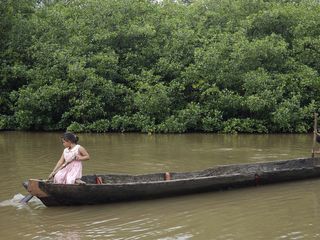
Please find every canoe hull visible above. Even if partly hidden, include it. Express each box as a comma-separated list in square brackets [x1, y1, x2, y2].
[24, 157, 320, 206]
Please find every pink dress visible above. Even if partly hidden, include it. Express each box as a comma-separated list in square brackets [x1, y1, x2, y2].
[54, 145, 82, 184]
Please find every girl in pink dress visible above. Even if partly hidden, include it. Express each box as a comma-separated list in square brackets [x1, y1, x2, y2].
[48, 132, 90, 184]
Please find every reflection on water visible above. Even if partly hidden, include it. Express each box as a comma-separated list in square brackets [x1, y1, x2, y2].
[0, 132, 319, 239]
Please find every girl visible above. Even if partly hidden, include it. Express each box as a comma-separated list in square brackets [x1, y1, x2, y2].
[48, 132, 90, 184]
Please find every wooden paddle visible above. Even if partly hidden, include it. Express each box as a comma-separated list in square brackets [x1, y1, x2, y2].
[312, 112, 318, 158]
[20, 161, 72, 204]
[19, 193, 34, 203]
[48, 161, 70, 180]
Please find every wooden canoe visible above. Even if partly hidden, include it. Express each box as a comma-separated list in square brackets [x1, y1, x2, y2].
[23, 157, 320, 207]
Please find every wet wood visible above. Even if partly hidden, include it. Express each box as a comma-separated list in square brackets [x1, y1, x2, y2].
[23, 157, 320, 207]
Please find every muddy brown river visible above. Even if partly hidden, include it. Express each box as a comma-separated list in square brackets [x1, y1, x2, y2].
[0, 132, 319, 239]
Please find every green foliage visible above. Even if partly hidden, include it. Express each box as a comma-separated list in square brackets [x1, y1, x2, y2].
[0, 116, 5, 130]
[271, 95, 315, 133]
[67, 119, 110, 133]
[176, 102, 202, 130]
[13, 81, 76, 130]
[1, 0, 320, 133]
[67, 122, 85, 133]
[201, 110, 223, 132]
[222, 118, 268, 134]
[134, 82, 170, 122]
[131, 113, 155, 133]
[110, 115, 135, 132]
[86, 119, 110, 133]
[156, 115, 187, 133]
[0, 115, 14, 130]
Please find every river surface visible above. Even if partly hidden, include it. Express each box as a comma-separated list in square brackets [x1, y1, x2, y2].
[0, 132, 320, 239]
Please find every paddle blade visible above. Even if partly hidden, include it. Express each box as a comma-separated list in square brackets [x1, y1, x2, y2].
[19, 194, 33, 204]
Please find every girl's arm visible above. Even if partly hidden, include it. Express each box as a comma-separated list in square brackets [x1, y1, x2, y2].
[76, 146, 90, 161]
[48, 153, 65, 179]
[52, 153, 65, 171]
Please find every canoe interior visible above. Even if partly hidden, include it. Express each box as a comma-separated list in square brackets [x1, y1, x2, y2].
[81, 157, 320, 184]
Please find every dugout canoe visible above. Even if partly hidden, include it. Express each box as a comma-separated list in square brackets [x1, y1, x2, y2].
[23, 157, 320, 207]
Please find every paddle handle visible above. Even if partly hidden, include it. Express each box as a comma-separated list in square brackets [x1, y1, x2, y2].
[48, 161, 71, 180]
[312, 112, 318, 158]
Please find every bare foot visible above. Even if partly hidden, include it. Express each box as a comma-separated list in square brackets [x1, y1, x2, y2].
[75, 179, 86, 185]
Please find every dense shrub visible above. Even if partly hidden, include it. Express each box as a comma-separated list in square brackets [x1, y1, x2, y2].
[222, 118, 268, 134]
[1, 0, 320, 133]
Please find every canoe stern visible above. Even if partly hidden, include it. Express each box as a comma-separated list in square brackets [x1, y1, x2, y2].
[27, 179, 49, 198]
[22, 179, 61, 206]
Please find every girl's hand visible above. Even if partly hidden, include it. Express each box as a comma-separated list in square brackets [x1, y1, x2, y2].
[48, 172, 55, 180]
[75, 154, 81, 161]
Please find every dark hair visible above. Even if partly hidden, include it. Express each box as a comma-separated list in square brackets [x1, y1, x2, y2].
[317, 134, 320, 144]
[62, 132, 79, 144]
